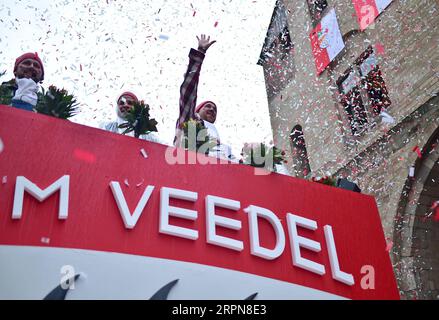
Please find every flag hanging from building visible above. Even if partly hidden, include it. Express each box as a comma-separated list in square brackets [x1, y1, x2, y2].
[310, 8, 345, 75]
[352, 0, 393, 30]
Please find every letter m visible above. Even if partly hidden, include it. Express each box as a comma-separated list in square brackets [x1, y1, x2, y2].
[12, 175, 70, 220]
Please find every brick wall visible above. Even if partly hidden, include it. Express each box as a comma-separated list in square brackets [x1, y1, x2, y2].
[260, 0, 439, 299]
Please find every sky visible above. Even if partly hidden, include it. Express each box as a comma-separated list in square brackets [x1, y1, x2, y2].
[0, 0, 276, 156]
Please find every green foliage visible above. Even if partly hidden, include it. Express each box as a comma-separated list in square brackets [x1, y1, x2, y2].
[310, 176, 337, 186]
[118, 101, 158, 138]
[0, 77, 15, 106]
[241, 143, 286, 170]
[35, 85, 79, 119]
[181, 119, 217, 154]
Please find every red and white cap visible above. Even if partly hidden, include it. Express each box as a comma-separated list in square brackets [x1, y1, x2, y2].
[14, 52, 45, 81]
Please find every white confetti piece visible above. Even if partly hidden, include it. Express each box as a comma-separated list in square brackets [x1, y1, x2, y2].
[136, 179, 144, 187]
[0, 138, 3, 154]
[409, 166, 415, 177]
[380, 110, 395, 124]
[159, 34, 169, 40]
[140, 148, 148, 158]
[41, 237, 50, 244]
[2, 176, 7, 184]
[124, 179, 130, 187]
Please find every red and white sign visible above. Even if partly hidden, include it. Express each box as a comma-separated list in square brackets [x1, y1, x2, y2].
[352, 0, 393, 30]
[310, 8, 345, 75]
[0, 106, 399, 299]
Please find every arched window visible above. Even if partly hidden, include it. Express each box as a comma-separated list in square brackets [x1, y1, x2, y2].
[290, 125, 311, 178]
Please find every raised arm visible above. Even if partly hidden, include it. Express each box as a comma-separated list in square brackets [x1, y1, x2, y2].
[176, 35, 216, 129]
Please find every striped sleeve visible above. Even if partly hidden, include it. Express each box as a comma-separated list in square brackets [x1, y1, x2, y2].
[176, 48, 205, 129]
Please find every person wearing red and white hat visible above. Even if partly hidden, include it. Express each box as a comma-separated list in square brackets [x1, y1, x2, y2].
[100, 91, 163, 144]
[174, 34, 234, 160]
[0, 52, 44, 111]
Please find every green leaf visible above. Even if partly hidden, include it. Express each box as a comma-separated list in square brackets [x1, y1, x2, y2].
[34, 85, 79, 119]
[118, 101, 159, 138]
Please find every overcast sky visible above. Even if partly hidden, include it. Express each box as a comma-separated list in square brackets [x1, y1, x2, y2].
[0, 0, 276, 156]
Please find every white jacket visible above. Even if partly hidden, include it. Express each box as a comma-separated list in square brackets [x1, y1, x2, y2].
[100, 116, 165, 145]
[13, 78, 39, 106]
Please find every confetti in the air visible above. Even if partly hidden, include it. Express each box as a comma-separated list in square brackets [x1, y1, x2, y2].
[380, 110, 395, 124]
[385, 238, 393, 252]
[431, 201, 439, 221]
[159, 34, 169, 40]
[409, 166, 415, 178]
[140, 148, 148, 158]
[375, 42, 385, 55]
[136, 179, 144, 187]
[2, 176, 7, 184]
[0, 138, 3, 154]
[412, 146, 422, 159]
[41, 237, 50, 244]
[124, 179, 130, 187]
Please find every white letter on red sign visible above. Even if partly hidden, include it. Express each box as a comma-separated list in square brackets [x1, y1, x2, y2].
[245, 205, 285, 260]
[160, 187, 198, 240]
[324, 225, 354, 286]
[206, 195, 243, 251]
[12, 175, 70, 220]
[110, 182, 155, 229]
[287, 213, 325, 275]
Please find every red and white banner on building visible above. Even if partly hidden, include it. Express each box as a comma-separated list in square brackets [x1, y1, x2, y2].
[0, 106, 399, 299]
[352, 0, 393, 30]
[310, 8, 345, 75]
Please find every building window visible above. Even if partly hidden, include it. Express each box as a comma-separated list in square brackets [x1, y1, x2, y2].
[338, 68, 368, 136]
[290, 125, 311, 178]
[307, 0, 328, 22]
[357, 48, 391, 115]
[258, 0, 295, 100]
[337, 47, 391, 136]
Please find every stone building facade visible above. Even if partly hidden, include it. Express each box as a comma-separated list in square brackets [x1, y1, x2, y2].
[258, 0, 439, 299]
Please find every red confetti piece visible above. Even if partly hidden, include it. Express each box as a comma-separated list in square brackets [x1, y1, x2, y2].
[214, 21, 218, 27]
[193, 11, 196, 17]
[412, 145, 422, 158]
[375, 42, 385, 55]
[385, 238, 393, 252]
[73, 148, 96, 163]
[431, 201, 439, 221]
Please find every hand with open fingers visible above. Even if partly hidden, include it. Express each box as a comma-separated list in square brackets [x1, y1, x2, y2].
[197, 34, 216, 53]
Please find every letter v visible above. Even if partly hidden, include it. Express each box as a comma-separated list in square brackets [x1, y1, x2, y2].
[110, 181, 155, 229]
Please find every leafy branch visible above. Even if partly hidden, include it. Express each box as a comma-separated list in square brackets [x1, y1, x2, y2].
[35, 85, 79, 119]
[181, 119, 217, 154]
[118, 101, 158, 138]
[241, 143, 286, 171]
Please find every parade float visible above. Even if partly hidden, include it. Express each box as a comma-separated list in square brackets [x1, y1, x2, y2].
[0, 105, 399, 299]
